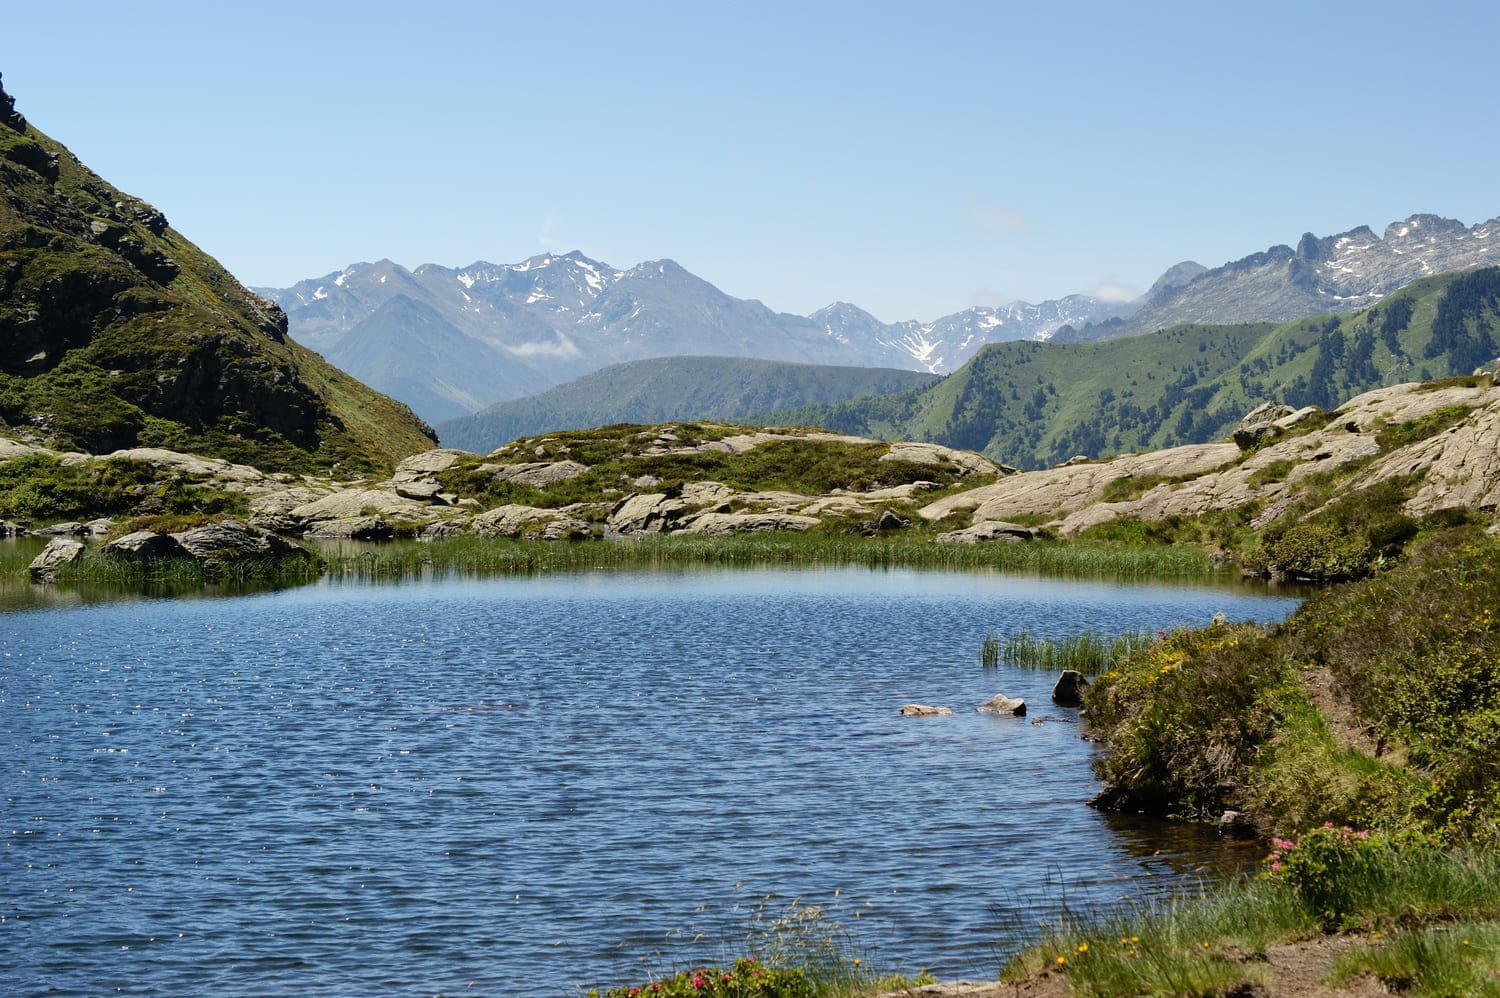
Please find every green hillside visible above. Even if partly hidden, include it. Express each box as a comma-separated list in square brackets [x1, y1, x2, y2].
[0, 78, 435, 474]
[771, 268, 1500, 469]
[435, 355, 938, 452]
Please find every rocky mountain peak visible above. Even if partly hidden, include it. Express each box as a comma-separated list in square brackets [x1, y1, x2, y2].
[1145, 261, 1208, 301]
[0, 72, 26, 132]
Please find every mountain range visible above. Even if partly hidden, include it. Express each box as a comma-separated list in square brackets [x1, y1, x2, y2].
[1056, 213, 1500, 343]
[256, 254, 1127, 423]
[263, 212, 1499, 426]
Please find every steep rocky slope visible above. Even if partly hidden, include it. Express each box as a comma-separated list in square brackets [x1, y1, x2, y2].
[0, 75, 435, 474]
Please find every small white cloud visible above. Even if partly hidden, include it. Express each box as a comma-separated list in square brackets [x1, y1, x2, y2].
[971, 288, 1013, 308]
[965, 198, 1028, 235]
[537, 215, 566, 252]
[1089, 281, 1139, 303]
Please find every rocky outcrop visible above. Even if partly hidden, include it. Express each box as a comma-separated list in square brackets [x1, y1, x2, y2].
[606, 493, 700, 535]
[469, 504, 591, 541]
[169, 520, 311, 569]
[934, 521, 1039, 545]
[1232, 402, 1297, 450]
[924, 382, 1500, 541]
[101, 530, 183, 559]
[478, 459, 589, 488]
[679, 511, 821, 535]
[28, 537, 83, 582]
[919, 443, 1239, 525]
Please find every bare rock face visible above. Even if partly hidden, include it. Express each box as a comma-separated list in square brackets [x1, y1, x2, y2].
[1232, 402, 1297, 450]
[899, 704, 954, 717]
[977, 693, 1027, 717]
[391, 448, 469, 482]
[679, 512, 821, 535]
[170, 520, 309, 565]
[606, 493, 700, 534]
[487, 460, 589, 488]
[28, 537, 83, 582]
[469, 504, 590, 541]
[304, 516, 395, 540]
[919, 443, 1239, 524]
[934, 521, 1039, 545]
[101, 530, 183, 559]
[880, 442, 1001, 476]
[1354, 396, 1500, 514]
[286, 488, 437, 534]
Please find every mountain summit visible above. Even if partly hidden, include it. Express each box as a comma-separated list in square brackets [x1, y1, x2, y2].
[0, 74, 436, 472]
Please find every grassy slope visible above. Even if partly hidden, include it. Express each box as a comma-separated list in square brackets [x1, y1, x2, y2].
[773, 269, 1500, 469]
[435, 355, 939, 452]
[0, 98, 434, 474]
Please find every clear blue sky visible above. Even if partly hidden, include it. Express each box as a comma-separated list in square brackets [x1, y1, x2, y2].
[6, 1, 1498, 323]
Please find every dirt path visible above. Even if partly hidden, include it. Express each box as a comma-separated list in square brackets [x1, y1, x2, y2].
[868, 933, 1391, 996]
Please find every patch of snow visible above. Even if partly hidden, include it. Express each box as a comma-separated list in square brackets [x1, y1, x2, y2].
[457, 273, 475, 289]
[312, 286, 328, 301]
[379, 275, 388, 284]
[334, 270, 349, 287]
[525, 292, 553, 304]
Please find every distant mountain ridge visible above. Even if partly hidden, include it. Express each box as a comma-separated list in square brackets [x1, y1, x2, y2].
[260, 212, 1499, 426]
[434, 355, 939, 453]
[1057, 214, 1499, 343]
[258, 253, 1124, 423]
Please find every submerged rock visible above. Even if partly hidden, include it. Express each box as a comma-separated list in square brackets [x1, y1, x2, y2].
[977, 693, 1027, 717]
[899, 704, 954, 717]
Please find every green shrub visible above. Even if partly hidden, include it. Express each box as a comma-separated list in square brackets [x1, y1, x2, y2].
[1265, 824, 1442, 929]
[1086, 622, 1285, 820]
[1249, 479, 1418, 581]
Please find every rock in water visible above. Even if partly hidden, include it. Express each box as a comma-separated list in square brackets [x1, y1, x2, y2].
[1051, 670, 1090, 707]
[899, 704, 954, 717]
[977, 693, 1027, 716]
[29, 538, 83, 582]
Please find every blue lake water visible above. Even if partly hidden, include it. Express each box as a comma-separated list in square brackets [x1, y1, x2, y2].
[0, 566, 1301, 995]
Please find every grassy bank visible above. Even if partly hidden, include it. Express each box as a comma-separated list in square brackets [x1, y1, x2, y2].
[989, 526, 1500, 995]
[1002, 835, 1500, 996]
[1084, 526, 1500, 838]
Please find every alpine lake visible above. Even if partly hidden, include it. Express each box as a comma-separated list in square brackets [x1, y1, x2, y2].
[1, 539, 1304, 996]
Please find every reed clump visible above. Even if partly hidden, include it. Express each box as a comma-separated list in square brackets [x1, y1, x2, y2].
[988, 627, 1158, 676]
